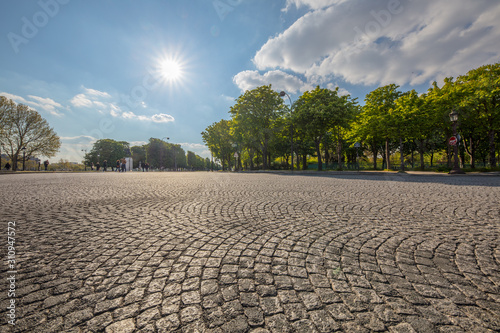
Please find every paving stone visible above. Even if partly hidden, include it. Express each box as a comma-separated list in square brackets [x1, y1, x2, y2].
[105, 318, 136, 333]
[3, 172, 499, 332]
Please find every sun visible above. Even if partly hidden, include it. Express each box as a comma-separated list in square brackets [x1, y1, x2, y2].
[159, 58, 184, 83]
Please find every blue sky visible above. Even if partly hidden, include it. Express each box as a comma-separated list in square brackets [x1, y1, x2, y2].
[1, 0, 499, 162]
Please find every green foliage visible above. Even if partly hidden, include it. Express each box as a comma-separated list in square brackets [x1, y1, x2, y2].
[201, 63, 500, 172]
[230, 85, 285, 169]
[0, 96, 61, 171]
[201, 119, 233, 170]
[145, 138, 186, 170]
[85, 139, 126, 167]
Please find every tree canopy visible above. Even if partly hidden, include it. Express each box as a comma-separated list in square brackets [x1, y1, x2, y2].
[0, 96, 61, 171]
[202, 62, 500, 171]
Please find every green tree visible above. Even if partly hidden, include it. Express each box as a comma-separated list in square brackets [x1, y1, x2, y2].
[131, 145, 146, 168]
[362, 84, 402, 170]
[293, 86, 355, 171]
[202, 119, 233, 170]
[229, 85, 285, 169]
[0, 98, 61, 171]
[85, 139, 126, 168]
[145, 138, 166, 169]
[455, 63, 500, 167]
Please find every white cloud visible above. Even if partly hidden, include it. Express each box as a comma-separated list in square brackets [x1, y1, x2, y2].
[1, 92, 63, 116]
[60, 135, 96, 142]
[70, 93, 94, 108]
[251, 0, 500, 87]
[70, 87, 175, 124]
[151, 114, 175, 123]
[233, 70, 312, 93]
[0, 92, 28, 104]
[84, 87, 111, 98]
[129, 141, 148, 147]
[284, 0, 345, 11]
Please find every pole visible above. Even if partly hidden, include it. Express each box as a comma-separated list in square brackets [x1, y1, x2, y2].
[22, 150, 26, 171]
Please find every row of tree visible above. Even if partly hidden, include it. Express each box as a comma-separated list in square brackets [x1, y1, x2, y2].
[0, 96, 61, 171]
[84, 138, 211, 171]
[202, 63, 500, 171]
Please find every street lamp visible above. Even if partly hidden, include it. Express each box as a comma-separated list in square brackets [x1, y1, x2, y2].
[449, 110, 465, 174]
[81, 149, 87, 171]
[280, 91, 294, 171]
[21, 147, 26, 171]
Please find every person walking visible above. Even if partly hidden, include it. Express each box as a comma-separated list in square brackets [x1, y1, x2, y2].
[116, 159, 120, 172]
[103, 160, 107, 172]
[121, 158, 126, 172]
[44, 160, 49, 171]
[96, 161, 100, 171]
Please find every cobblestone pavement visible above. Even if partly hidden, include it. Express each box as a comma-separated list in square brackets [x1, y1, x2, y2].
[1, 172, 500, 332]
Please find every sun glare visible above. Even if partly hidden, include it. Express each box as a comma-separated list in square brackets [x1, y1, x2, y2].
[159, 58, 183, 83]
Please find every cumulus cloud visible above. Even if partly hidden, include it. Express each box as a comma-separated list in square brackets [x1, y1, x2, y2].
[284, 0, 346, 11]
[251, 0, 500, 87]
[84, 87, 111, 98]
[70, 86, 175, 124]
[1, 92, 63, 116]
[151, 114, 175, 123]
[233, 70, 313, 93]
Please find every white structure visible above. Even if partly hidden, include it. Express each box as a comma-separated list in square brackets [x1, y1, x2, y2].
[125, 157, 133, 171]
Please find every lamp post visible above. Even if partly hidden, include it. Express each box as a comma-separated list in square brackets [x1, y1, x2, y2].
[21, 147, 26, 171]
[280, 91, 294, 171]
[81, 149, 87, 171]
[449, 110, 465, 174]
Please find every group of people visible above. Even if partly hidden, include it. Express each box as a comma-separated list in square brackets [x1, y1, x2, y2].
[90, 158, 128, 172]
[139, 162, 150, 172]
[2, 160, 49, 171]
[116, 158, 127, 172]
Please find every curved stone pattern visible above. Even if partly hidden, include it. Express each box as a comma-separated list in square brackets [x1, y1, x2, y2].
[1, 172, 499, 332]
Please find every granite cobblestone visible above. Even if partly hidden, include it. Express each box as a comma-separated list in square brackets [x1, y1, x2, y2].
[1, 172, 499, 332]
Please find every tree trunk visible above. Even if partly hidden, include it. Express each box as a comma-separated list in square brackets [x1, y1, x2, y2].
[337, 136, 343, 171]
[411, 141, 414, 168]
[315, 139, 323, 171]
[381, 148, 386, 169]
[249, 149, 254, 170]
[302, 154, 307, 170]
[262, 133, 269, 169]
[489, 129, 497, 167]
[418, 140, 425, 170]
[385, 139, 391, 170]
[371, 142, 378, 170]
[399, 137, 404, 172]
[324, 145, 330, 170]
